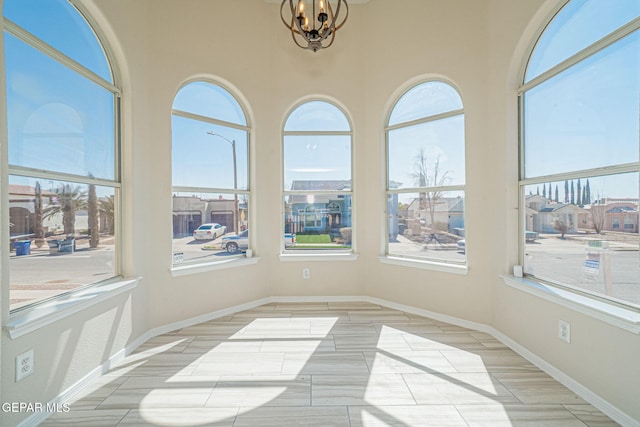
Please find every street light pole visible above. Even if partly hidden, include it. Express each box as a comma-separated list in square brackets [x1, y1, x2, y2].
[206, 132, 239, 235]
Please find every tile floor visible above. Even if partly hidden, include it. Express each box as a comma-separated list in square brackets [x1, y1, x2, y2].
[42, 302, 619, 426]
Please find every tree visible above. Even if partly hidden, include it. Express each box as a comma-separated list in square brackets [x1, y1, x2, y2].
[99, 195, 115, 235]
[554, 185, 559, 203]
[590, 201, 606, 234]
[43, 184, 87, 236]
[552, 215, 572, 239]
[564, 180, 569, 203]
[577, 179, 583, 207]
[570, 180, 575, 205]
[542, 184, 547, 198]
[585, 179, 592, 205]
[411, 148, 450, 229]
[88, 183, 99, 248]
[548, 183, 552, 200]
[33, 181, 45, 248]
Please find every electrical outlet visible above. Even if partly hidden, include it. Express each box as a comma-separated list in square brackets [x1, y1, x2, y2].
[302, 267, 310, 279]
[558, 320, 571, 343]
[16, 349, 34, 381]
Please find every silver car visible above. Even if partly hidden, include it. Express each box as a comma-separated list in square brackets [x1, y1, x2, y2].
[221, 229, 249, 253]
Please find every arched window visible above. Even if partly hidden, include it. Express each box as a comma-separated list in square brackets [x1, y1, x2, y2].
[520, 0, 639, 308]
[283, 100, 352, 252]
[171, 81, 250, 263]
[386, 81, 466, 265]
[3, 0, 121, 311]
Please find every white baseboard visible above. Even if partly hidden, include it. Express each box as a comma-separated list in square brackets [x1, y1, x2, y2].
[26, 295, 638, 427]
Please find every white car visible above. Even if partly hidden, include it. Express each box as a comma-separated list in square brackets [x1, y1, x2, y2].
[193, 223, 226, 240]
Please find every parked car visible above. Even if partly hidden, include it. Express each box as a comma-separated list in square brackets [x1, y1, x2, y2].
[221, 230, 249, 253]
[457, 239, 465, 253]
[220, 230, 295, 253]
[193, 223, 226, 240]
[284, 233, 296, 248]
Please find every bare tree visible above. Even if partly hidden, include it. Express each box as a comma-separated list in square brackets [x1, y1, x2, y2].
[552, 215, 572, 239]
[590, 203, 606, 234]
[34, 181, 45, 248]
[410, 147, 450, 229]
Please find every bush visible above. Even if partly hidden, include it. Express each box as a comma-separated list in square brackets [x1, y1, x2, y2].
[339, 227, 352, 244]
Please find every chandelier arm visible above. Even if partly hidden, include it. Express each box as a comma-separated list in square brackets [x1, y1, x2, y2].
[323, 28, 336, 48]
[333, 1, 349, 31]
[280, 0, 293, 29]
[290, 14, 304, 36]
[291, 31, 309, 49]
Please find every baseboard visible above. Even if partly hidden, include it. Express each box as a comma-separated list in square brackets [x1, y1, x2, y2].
[28, 295, 637, 427]
[488, 327, 638, 427]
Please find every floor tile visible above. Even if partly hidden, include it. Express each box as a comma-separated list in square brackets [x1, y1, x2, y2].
[206, 375, 311, 407]
[493, 372, 587, 404]
[563, 404, 620, 426]
[348, 404, 468, 426]
[233, 406, 350, 426]
[38, 302, 618, 427]
[363, 350, 457, 374]
[441, 349, 540, 373]
[41, 409, 129, 426]
[193, 352, 284, 376]
[282, 352, 370, 375]
[456, 404, 590, 426]
[312, 374, 416, 406]
[402, 372, 521, 404]
[118, 407, 237, 426]
[97, 376, 216, 409]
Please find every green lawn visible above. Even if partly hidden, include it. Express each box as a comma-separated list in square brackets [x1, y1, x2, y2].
[294, 234, 332, 244]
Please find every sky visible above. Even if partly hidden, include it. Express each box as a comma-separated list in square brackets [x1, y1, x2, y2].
[4, 0, 639, 205]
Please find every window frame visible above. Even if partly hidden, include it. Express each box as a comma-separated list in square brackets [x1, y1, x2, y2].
[281, 98, 355, 257]
[170, 79, 252, 270]
[384, 79, 467, 268]
[517, 1, 640, 311]
[3, 0, 124, 315]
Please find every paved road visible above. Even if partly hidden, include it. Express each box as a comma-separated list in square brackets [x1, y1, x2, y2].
[525, 235, 639, 305]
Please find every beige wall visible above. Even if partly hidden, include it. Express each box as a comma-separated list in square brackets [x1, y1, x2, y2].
[2, 0, 639, 425]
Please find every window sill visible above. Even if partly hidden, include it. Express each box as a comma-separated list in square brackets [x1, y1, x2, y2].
[379, 255, 468, 275]
[5, 277, 140, 340]
[279, 252, 358, 262]
[171, 256, 260, 277]
[500, 275, 640, 334]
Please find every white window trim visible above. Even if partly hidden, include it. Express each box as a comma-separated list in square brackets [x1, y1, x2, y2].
[384, 80, 466, 266]
[518, 9, 640, 315]
[3, 3, 123, 314]
[281, 100, 355, 256]
[170, 81, 252, 269]
[5, 277, 139, 339]
[170, 255, 259, 277]
[280, 252, 358, 262]
[379, 255, 468, 275]
[501, 275, 640, 334]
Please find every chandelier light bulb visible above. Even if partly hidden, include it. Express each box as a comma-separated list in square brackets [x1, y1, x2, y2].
[281, 0, 349, 52]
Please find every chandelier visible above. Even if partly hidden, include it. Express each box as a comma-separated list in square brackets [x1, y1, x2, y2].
[280, 0, 349, 52]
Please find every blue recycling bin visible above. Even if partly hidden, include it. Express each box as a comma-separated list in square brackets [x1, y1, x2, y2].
[59, 238, 75, 253]
[14, 240, 31, 256]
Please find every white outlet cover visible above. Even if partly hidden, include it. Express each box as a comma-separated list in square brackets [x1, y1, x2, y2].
[558, 320, 571, 343]
[16, 349, 34, 381]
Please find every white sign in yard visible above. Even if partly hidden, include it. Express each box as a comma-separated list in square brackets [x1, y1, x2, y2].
[583, 252, 600, 278]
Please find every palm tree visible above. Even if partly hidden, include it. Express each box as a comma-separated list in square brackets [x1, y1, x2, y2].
[99, 195, 115, 235]
[33, 181, 45, 247]
[88, 183, 99, 248]
[43, 184, 87, 236]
